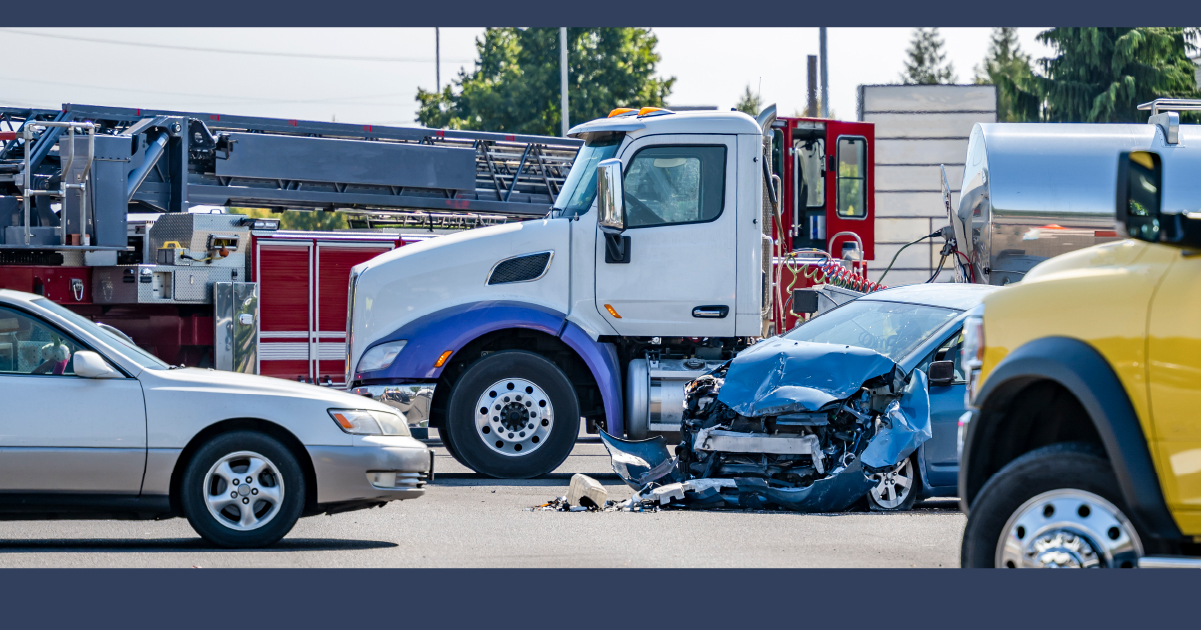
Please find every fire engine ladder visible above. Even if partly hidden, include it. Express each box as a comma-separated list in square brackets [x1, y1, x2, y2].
[0, 103, 583, 228]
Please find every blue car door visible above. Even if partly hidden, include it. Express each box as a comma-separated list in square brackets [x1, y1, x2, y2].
[922, 330, 968, 488]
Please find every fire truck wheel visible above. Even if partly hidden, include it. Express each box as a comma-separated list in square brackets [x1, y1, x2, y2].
[444, 350, 579, 479]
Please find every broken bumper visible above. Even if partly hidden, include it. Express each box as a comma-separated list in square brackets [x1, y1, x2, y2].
[307, 435, 432, 505]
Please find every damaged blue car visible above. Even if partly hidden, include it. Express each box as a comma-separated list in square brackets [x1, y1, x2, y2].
[601, 284, 999, 513]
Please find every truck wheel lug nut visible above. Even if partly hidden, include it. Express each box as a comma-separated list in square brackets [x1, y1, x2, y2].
[231, 492, 237, 498]
[246, 477, 252, 483]
[252, 488, 258, 495]
[242, 497, 249, 504]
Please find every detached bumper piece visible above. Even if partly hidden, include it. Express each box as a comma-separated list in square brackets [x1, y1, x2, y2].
[600, 339, 933, 513]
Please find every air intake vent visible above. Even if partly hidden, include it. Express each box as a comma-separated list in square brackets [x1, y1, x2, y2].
[487, 251, 553, 285]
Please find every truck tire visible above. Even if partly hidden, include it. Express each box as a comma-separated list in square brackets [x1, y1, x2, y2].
[961, 442, 1144, 568]
[443, 350, 580, 478]
[180, 431, 306, 548]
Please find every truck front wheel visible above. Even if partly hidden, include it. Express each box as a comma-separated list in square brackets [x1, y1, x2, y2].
[443, 350, 580, 478]
[961, 442, 1144, 568]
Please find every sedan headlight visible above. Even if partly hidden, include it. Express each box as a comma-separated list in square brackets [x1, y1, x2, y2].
[329, 409, 410, 436]
[356, 340, 408, 373]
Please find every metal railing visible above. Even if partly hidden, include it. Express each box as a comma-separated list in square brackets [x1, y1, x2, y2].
[20, 121, 94, 247]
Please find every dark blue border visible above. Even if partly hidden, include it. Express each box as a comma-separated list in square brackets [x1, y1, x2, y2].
[8, 0, 1201, 27]
[1, 568, 1198, 627]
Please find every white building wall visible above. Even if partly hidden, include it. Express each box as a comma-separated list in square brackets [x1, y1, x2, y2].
[859, 84, 997, 285]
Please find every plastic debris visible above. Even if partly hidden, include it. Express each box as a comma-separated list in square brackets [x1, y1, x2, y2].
[566, 473, 608, 509]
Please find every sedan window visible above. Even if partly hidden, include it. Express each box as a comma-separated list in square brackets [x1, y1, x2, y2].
[0, 306, 84, 376]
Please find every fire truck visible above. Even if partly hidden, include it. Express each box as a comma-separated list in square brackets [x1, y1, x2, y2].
[0, 103, 581, 391]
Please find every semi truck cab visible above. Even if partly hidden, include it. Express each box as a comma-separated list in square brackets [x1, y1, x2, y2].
[349, 107, 869, 478]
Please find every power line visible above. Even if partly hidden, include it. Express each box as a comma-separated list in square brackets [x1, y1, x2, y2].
[0, 28, 475, 64]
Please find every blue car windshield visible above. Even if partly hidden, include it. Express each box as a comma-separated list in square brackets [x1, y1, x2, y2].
[553, 132, 622, 217]
[783, 299, 959, 362]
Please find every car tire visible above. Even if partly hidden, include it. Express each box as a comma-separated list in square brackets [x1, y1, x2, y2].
[181, 431, 306, 549]
[443, 350, 579, 478]
[961, 442, 1145, 568]
[867, 455, 919, 512]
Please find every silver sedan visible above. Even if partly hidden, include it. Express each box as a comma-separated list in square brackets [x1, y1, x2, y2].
[0, 289, 431, 548]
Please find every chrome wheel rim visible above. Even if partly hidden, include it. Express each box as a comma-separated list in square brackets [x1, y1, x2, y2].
[203, 451, 285, 532]
[474, 378, 553, 457]
[868, 457, 914, 509]
[996, 489, 1143, 568]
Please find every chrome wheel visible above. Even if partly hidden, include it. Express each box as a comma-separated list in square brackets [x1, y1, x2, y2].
[474, 378, 553, 457]
[868, 457, 914, 509]
[203, 451, 285, 531]
[996, 489, 1143, 568]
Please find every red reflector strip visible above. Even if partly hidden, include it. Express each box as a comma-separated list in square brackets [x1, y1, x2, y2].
[210, 114, 220, 121]
[1095, 230, 1118, 237]
[0, 132, 16, 141]
[363, 125, 373, 132]
[135, 109, 142, 115]
[506, 134, 516, 141]
[288, 120, 298, 126]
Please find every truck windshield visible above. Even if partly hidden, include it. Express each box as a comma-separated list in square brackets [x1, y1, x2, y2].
[783, 299, 958, 362]
[553, 132, 622, 217]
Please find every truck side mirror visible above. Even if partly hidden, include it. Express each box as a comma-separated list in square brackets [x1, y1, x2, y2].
[596, 158, 625, 232]
[1117, 150, 1163, 243]
[596, 158, 630, 263]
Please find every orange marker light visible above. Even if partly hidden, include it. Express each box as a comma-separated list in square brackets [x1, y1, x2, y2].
[608, 108, 636, 118]
[331, 412, 355, 431]
[604, 304, 622, 319]
[434, 350, 453, 368]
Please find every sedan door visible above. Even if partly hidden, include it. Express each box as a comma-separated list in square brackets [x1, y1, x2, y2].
[922, 329, 968, 487]
[0, 305, 147, 493]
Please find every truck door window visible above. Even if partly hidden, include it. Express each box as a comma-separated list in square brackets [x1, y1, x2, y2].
[623, 145, 726, 228]
[836, 136, 867, 218]
[795, 139, 824, 208]
[0, 306, 84, 376]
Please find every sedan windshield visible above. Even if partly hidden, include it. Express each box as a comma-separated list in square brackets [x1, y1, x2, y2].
[783, 299, 959, 362]
[32, 298, 171, 370]
[553, 132, 622, 217]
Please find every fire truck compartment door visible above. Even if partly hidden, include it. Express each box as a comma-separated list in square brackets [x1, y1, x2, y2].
[594, 134, 738, 337]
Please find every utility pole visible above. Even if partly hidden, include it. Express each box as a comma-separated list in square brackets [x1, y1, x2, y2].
[819, 27, 829, 118]
[435, 27, 441, 92]
[560, 27, 569, 137]
[806, 55, 818, 117]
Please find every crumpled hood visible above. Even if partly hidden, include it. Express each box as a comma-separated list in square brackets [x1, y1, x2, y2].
[716, 338, 903, 417]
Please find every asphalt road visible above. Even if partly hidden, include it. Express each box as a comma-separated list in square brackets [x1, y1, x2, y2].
[0, 433, 965, 568]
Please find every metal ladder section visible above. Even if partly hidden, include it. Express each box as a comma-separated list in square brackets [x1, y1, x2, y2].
[0, 104, 583, 221]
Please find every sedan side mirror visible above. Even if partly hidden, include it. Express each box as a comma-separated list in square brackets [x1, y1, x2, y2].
[1117, 150, 1201, 249]
[596, 158, 630, 263]
[73, 350, 120, 379]
[928, 360, 956, 386]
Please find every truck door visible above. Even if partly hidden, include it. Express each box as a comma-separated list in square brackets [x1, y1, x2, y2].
[256, 241, 313, 381]
[594, 135, 738, 337]
[824, 120, 875, 262]
[315, 242, 393, 386]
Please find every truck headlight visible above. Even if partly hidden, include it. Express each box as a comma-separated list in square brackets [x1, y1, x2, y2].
[356, 340, 407, 373]
[328, 409, 410, 436]
[962, 308, 985, 406]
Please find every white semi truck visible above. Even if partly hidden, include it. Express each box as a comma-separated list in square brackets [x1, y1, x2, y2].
[346, 107, 875, 478]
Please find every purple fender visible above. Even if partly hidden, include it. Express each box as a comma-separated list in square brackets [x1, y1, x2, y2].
[356, 300, 624, 436]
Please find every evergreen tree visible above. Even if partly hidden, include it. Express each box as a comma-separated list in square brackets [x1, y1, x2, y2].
[974, 27, 1040, 122]
[900, 28, 957, 85]
[1035, 28, 1199, 122]
[734, 84, 762, 116]
[416, 28, 674, 136]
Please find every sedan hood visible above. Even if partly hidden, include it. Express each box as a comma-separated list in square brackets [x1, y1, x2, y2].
[717, 338, 905, 417]
[142, 368, 392, 411]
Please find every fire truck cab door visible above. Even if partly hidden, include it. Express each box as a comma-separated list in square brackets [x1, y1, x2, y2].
[593, 134, 738, 337]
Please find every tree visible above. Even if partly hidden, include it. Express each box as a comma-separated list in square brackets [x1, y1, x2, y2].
[416, 28, 675, 136]
[1034, 28, 1199, 122]
[900, 28, 957, 85]
[974, 27, 1040, 122]
[228, 207, 349, 231]
[734, 84, 762, 116]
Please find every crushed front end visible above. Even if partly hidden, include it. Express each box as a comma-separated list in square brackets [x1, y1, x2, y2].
[601, 339, 932, 512]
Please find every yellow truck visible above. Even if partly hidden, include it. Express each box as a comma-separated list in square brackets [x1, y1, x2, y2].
[958, 118, 1201, 567]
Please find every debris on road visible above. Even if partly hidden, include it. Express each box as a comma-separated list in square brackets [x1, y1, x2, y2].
[566, 473, 608, 509]
[600, 339, 933, 513]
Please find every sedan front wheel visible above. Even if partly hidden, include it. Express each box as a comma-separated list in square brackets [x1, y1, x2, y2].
[181, 431, 306, 548]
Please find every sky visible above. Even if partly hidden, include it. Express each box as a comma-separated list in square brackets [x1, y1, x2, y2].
[0, 27, 1056, 131]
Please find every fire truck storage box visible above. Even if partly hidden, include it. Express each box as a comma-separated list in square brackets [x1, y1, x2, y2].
[93, 265, 237, 304]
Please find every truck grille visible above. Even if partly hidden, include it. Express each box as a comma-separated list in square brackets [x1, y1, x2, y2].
[487, 251, 552, 285]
